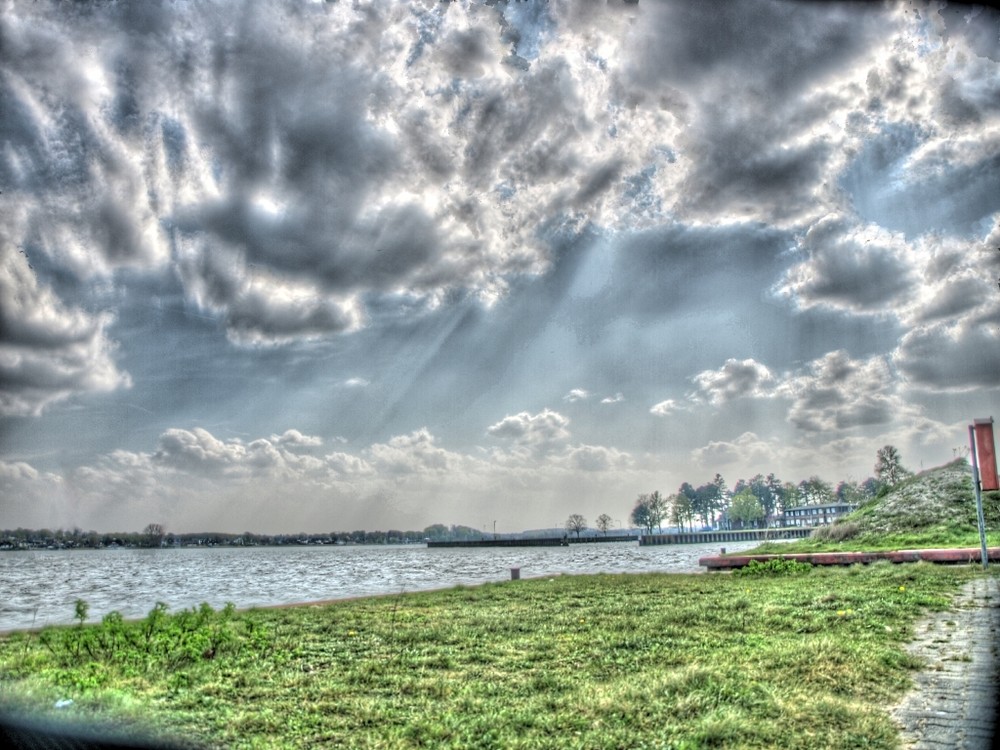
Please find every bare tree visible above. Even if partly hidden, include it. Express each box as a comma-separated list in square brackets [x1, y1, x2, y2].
[142, 523, 166, 548]
[565, 514, 587, 538]
[595, 513, 613, 535]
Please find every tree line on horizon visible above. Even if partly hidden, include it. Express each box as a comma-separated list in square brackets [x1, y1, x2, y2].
[4, 447, 915, 549]
[0, 523, 501, 551]
[627, 445, 910, 534]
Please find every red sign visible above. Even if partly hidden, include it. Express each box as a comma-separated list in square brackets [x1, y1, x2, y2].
[974, 418, 998, 491]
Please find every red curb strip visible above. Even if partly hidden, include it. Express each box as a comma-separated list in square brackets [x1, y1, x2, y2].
[699, 547, 1000, 570]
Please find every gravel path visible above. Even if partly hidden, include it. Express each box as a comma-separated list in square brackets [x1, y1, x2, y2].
[891, 574, 1000, 750]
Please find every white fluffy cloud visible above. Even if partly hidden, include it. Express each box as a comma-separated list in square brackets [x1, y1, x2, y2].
[0, 459, 39, 482]
[487, 409, 571, 449]
[649, 399, 683, 417]
[685, 350, 924, 435]
[0, 421, 637, 530]
[367, 428, 472, 478]
[690, 432, 796, 470]
[689, 358, 776, 405]
[564, 444, 634, 473]
[271, 429, 323, 448]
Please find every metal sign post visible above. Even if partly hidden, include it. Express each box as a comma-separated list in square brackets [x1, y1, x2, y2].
[973, 418, 998, 491]
[968, 417, 995, 571]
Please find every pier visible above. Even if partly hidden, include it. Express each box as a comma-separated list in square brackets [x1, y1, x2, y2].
[427, 534, 637, 548]
[639, 528, 812, 545]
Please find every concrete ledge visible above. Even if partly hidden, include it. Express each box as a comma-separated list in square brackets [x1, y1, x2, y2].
[699, 547, 1000, 570]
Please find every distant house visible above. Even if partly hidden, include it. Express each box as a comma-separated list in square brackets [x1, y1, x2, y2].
[782, 502, 856, 527]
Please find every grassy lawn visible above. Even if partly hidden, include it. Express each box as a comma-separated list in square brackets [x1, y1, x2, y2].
[0, 561, 988, 749]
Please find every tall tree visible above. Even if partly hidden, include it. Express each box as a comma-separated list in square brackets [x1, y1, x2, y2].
[766, 473, 787, 513]
[595, 513, 613, 536]
[797, 476, 834, 505]
[630, 495, 654, 534]
[565, 514, 587, 538]
[693, 483, 716, 526]
[729, 491, 764, 529]
[875, 445, 908, 488]
[670, 492, 695, 532]
[859, 477, 880, 499]
[781, 481, 801, 511]
[647, 491, 668, 533]
[748, 474, 776, 518]
[834, 480, 866, 505]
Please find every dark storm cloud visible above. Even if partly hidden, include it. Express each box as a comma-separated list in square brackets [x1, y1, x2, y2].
[895, 321, 1000, 391]
[778, 215, 915, 313]
[0, 243, 130, 416]
[779, 351, 903, 433]
[623, 1, 881, 96]
[435, 27, 492, 78]
[938, 4, 1000, 62]
[617, 0, 885, 220]
[936, 67, 1000, 126]
[0, 6, 172, 269]
[675, 104, 831, 221]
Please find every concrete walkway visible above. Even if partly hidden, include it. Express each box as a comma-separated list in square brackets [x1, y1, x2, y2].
[891, 574, 1000, 750]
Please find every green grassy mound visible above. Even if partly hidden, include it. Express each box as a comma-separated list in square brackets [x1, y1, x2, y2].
[755, 460, 1000, 554]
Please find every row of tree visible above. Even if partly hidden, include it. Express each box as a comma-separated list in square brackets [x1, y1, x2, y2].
[628, 445, 910, 533]
[0, 524, 496, 551]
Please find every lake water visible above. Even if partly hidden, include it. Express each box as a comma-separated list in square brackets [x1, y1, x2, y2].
[0, 540, 766, 631]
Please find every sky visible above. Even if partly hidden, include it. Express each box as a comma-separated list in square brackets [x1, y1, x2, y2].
[1, 0, 999, 535]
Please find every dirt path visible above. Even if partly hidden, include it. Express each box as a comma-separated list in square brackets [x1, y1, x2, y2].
[891, 574, 1000, 749]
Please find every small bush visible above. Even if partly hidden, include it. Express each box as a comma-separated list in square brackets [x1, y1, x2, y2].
[733, 558, 812, 577]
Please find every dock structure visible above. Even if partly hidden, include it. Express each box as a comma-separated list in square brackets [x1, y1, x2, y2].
[699, 547, 1000, 570]
[427, 535, 637, 548]
[640, 528, 812, 546]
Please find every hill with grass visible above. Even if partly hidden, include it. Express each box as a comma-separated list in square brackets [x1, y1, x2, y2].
[758, 460, 1000, 553]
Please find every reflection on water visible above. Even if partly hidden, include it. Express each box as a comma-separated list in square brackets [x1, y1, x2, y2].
[0, 540, 767, 631]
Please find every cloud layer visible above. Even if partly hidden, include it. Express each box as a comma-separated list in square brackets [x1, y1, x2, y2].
[2, 1, 999, 533]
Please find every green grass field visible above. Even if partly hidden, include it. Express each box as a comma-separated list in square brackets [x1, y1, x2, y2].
[0, 561, 989, 749]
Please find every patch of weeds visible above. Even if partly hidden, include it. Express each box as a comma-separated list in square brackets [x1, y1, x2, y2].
[733, 558, 813, 577]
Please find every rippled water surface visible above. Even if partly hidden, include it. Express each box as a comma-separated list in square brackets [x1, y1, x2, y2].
[0, 541, 767, 630]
